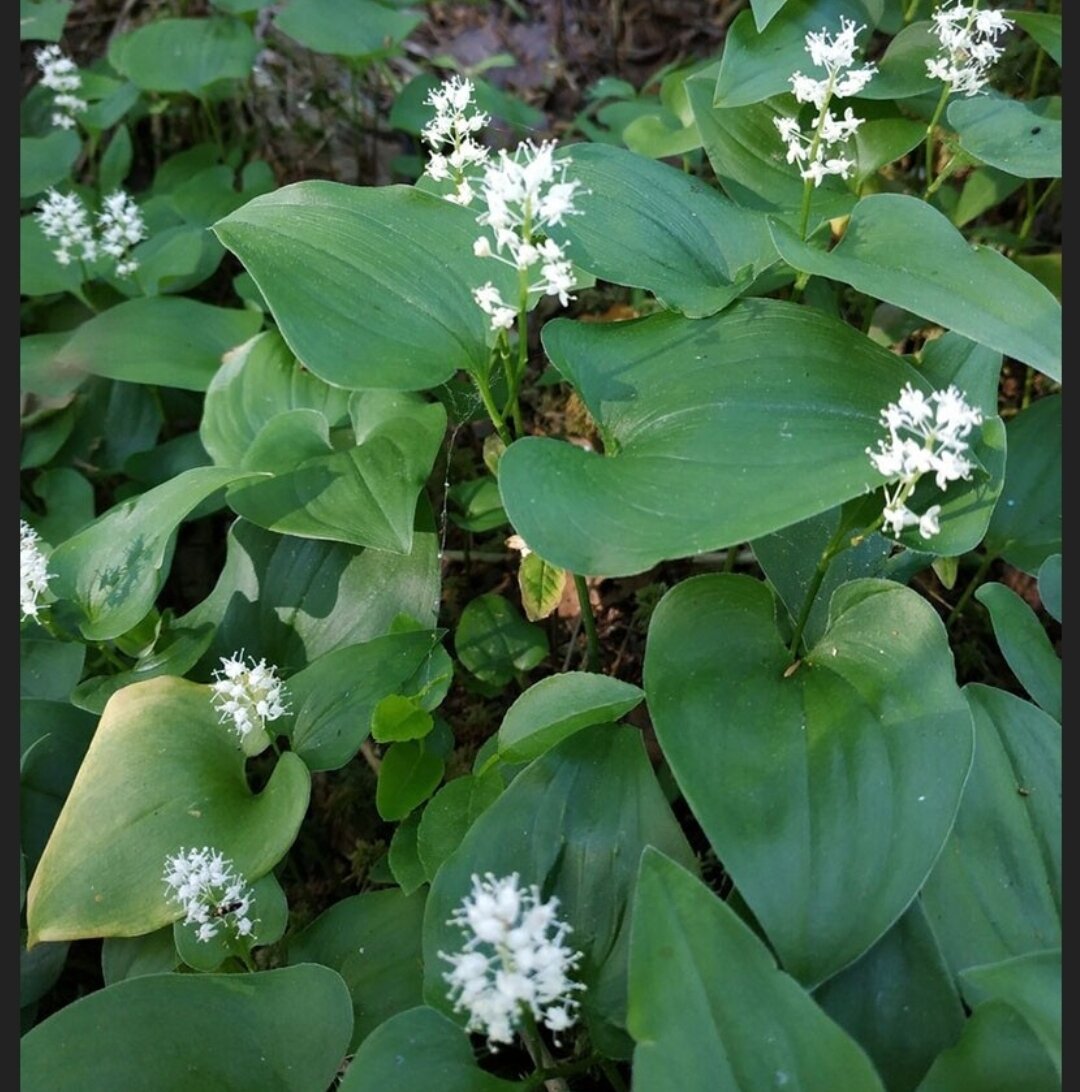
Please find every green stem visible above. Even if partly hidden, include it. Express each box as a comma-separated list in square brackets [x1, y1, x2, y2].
[1018, 178, 1058, 243]
[472, 367, 512, 446]
[796, 71, 838, 240]
[1028, 46, 1045, 100]
[573, 572, 601, 673]
[200, 96, 224, 157]
[923, 82, 952, 198]
[946, 551, 996, 627]
[723, 544, 738, 572]
[95, 642, 130, 672]
[1021, 366, 1036, 410]
[787, 559, 830, 661]
[600, 1059, 629, 1092]
[903, 0, 921, 21]
[924, 152, 962, 198]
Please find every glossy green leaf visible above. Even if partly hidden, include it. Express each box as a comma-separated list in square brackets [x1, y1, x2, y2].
[20, 0, 72, 41]
[107, 17, 258, 94]
[176, 518, 439, 676]
[953, 166, 1025, 228]
[984, 395, 1061, 574]
[423, 727, 696, 1053]
[1006, 10, 1061, 65]
[644, 575, 973, 987]
[629, 850, 884, 1091]
[975, 583, 1060, 720]
[499, 300, 991, 577]
[21, 331, 83, 399]
[274, 0, 421, 57]
[101, 928, 179, 985]
[1037, 554, 1061, 622]
[454, 594, 548, 687]
[770, 194, 1062, 379]
[498, 671, 644, 763]
[715, 1, 883, 109]
[960, 950, 1061, 1075]
[48, 467, 258, 641]
[20, 939, 69, 1008]
[949, 95, 1061, 179]
[173, 871, 288, 972]
[814, 902, 965, 1092]
[447, 476, 506, 532]
[416, 774, 502, 883]
[855, 21, 938, 99]
[225, 393, 445, 552]
[687, 72, 856, 224]
[917, 331, 1002, 419]
[21, 130, 80, 198]
[388, 809, 426, 895]
[80, 80, 140, 133]
[130, 224, 224, 296]
[920, 685, 1060, 976]
[201, 330, 352, 467]
[20, 965, 352, 1091]
[371, 693, 433, 743]
[214, 182, 517, 390]
[53, 297, 262, 391]
[289, 889, 427, 1051]
[98, 123, 133, 192]
[554, 142, 776, 318]
[339, 1006, 521, 1092]
[851, 116, 926, 185]
[20, 637, 85, 701]
[286, 632, 439, 770]
[26, 677, 310, 944]
[750, 0, 791, 31]
[376, 740, 444, 821]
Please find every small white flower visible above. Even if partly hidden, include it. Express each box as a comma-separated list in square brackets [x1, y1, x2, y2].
[774, 19, 874, 188]
[163, 847, 258, 944]
[210, 651, 288, 743]
[926, 2, 1014, 96]
[97, 190, 147, 277]
[422, 76, 491, 207]
[867, 384, 983, 541]
[35, 189, 97, 265]
[440, 872, 586, 1050]
[35, 45, 87, 129]
[20, 521, 52, 622]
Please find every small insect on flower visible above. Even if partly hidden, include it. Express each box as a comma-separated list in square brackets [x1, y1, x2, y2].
[439, 872, 586, 1050]
[210, 651, 289, 749]
[926, 3, 1015, 96]
[163, 847, 257, 943]
[20, 520, 52, 622]
[867, 383, 983, 541]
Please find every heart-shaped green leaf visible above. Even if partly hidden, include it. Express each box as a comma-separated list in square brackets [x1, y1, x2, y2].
[499, 299, 994, 577]
[628, 849, 885, 1091]
[339, 1006, 521, 1091]
[107, 16, 258, 94]
[26, 677, 310, 944]
[48, 467, 260, 641]
[813, 902, 965, 1092]
[214, 182, 517, 390]
[715, 0, 883, 109]
[288, 889, 427, 1051]
[52, 297, 262, 391]
[770, 194, 1062, 379]
[920, 685, 1060, 977]
[949, 95, 1061, 179]
[423, 726, 695, 1055]
[20, 965, 352, 1091]
[454, 594, 548, 687]
[644, 575, 973, 987]
[273, 0, 421, 58]
[178, 518, 440, 676]
[553, 142, 776, 318]
[497, 671, 644, 763]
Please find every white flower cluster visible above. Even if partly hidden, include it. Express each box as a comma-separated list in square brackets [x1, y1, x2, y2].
[422, 76, 490, 207]
[20, 520, 52, 622]
[163, 847, 256, 944]
[210, 651, 289, 742]
[440, 872, 586, 1049]
[97, 191, 149, 278]
[471, 140, 584, 330]
[34, 189, 148, 276]
[34, 44, 87, 130]
[774, 18, 876, 187]
[35, 189, 97, 266]
[926, 3, 1014, 96]
[867, 383, 983, 539]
